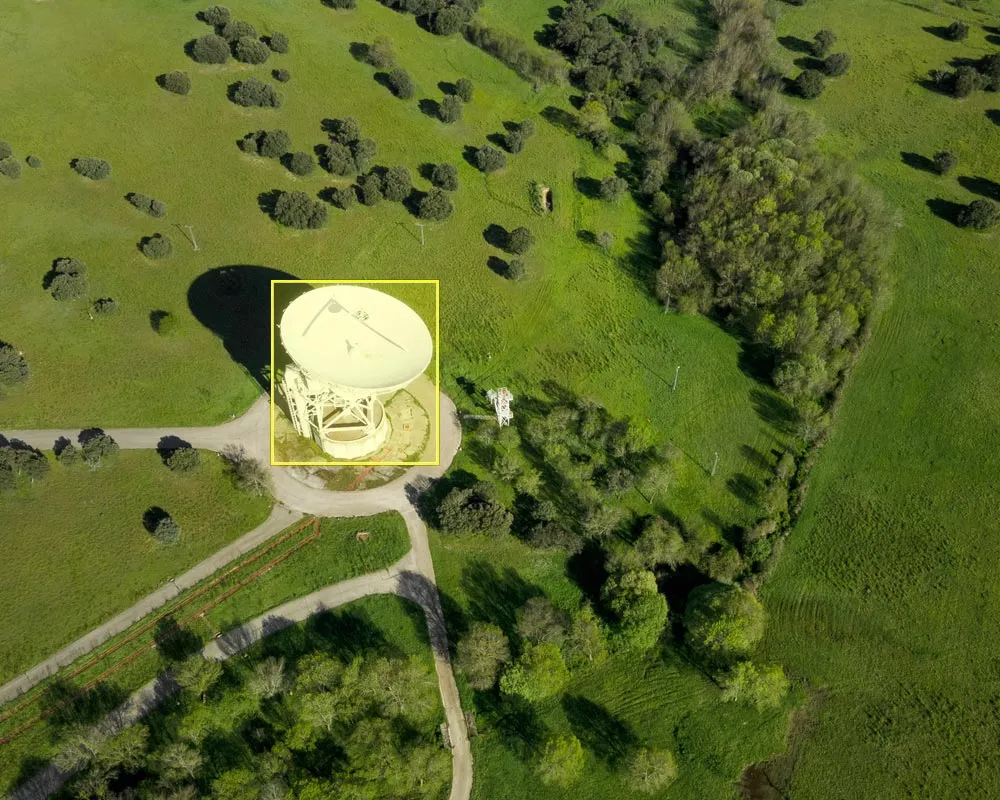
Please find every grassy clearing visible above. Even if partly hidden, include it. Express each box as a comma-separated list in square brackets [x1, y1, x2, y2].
[0, 450, 271, 684]
[0, 512, 411, 793]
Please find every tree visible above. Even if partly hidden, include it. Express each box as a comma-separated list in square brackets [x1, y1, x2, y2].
[563, 603, 607, 667]
[0, 141, 10, 160]
[433, 6, 467, 35]
[474, 145, 506, 173]
[92, 297, 118, 316]
[599, 175, 628, 201]
[161, 71, 191, 95]
[323, 142, 355, 175]
[455, 77, 474, 102]
[0, 344, 28, 385]
[158, 742, 203, 783]
[382, 165, 412, 201]
[439, 94, 463, 123]
[946, 20, 969, 41]
[626, 748, 678, 793]
[499, 643, 569, 701]
[57, 443, 80, 466]
[259, 129, 291, 159]
[0, 158, 21, 179]
[235, 36, 270, 64]
[933, 150, 958, 175]
[634, 516, 686, 569]
[330, 116, 362, 145]
[0, 468, 14, 493]
[811, 29, 836, 57]
[437, 481, 513, 536]
[325, 0, 356, 7]
[166, 446, 200, 472]
[128, 192, 167, 216]
[21, 452, 50, 483]
[49, 263, 88, 300]
[537, 734, 585, 788]
[192, 33, 230, 64]
[273, 67, 291, 82]
[72, 157, 111, 179]
[220, 444, 272, 495]
[418, 187, 454, 220]
[221, 19, 256, 41]
[517, 597, 568, 647]
[685, 582, 766, 662]
[602, 570, 668, 651]
[154, 514, 181, 544]
[720, 660, 789, 710]
[232, 78, 282, 107]
[824, 53, 851, 77]
[26, 155, 42, 169]
[81, 432, 119, 467]
[507, 258, 525, 280]
[356, 173, 384, 206]
[958, 198, 1000, 229]
[388, 67, 415, 99]
[142, 233, 173, 259]
[272, 190, 328, 229]
[978, 53, 1000, 90]
[366, 36, 395, 69]
[287, 151, 316, 176]
[505, 226, 534, 254]
[249, 657, 288, 699]
[174, 655, 223, 702]
[794, 69, 825, 99]
[351, 137, 377, 172]
[268, 32, 289, 53]
[456, 622, 510, 690]
[431, 162, 459, 190]
[330, 186, 355, 209]
[200, 5, 231, 27]
[953, 65, 984, 98]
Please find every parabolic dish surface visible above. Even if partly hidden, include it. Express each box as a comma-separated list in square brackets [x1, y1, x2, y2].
[279, 285, 433, 392]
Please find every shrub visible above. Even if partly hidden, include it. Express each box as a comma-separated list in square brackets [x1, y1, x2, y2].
[200, 5, 231, 26]
[455, 77, 474, 102]
[57, 443, 80, 466]
[823, 53, 851, 77]
[0, 469, 13, 493]
[82, 432, 119, 467]
[418, 188, 454, 220]
[811, 29, 836, 58]
[366, 37, 395, 70]
[953, 65, 983, 98]
[388, 68, 415, 99]
[273, 68, 291, 82]
[258, 129, 291, 159]
[933, 150, 958, 175]
[220, 444, 272, 496]
[267, 32, 289, 53]
[26, 155, 42, 169]
[382, 166, 412, 201]
[72, 158, 111, 179]
[794, 69, 825, 99]
[151, 311, 177, 335]
[153, 515, 181, 544]
[92, 297, 118, 316]
[431, 163, 459, 191]
[356, 173, 384, 206]
[352, 138, 376, 173]
[0, 343, 29, 385]
[235, 36, 270, 64]
[474, 145, 506, 173]
[507, 258, 525, 280]
[0, 141, 11, 160]
[232, 78, 282, 108]
[978, 53, 1000, 90]
[322, 142, 355, 175]
[166, 446, 201, 472]
[128, 192, 168, 217]
[239, 132, 260, 154]
[0, 158, 21, 179]
[958, 198, 1000, 229]
[596, 231, 614, 252]
[49, 263, 88, 301]
[433, 6, 468, 36]
[325, 0, 356, 7]
[287, 151, 316, 176]
[142, 234, 173, 259]
[599, 175, 628, 201]
[506, 226, 534, 254]
[437, 481, 512, 536]
[161, 71, 191, 95]
[439, 95, 463, 123]
[330, 186, 355, 209]
[221, 19, 256, 41]
[946, 20, 969, 41]
[272, 191, 328, 229]
[626, 748, 678, 794]
[192, 33, 230, 64]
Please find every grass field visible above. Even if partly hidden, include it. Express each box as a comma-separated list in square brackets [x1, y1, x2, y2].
[0, 450, 271, 684]
[0, 0, 790, 540]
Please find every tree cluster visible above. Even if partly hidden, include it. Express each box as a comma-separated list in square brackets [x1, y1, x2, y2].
[0, 444, 50, 488]
[231, 78, 282, 107]
[419, 188, 454, 220]
[47, 257, 89, 302]
[81, 432, 120, 468]
[430, 162, 459, 191]
[72, 158, 111, 180]
[321, 117, 377, 175]
[502, 119, 535, 154]
[473, 144, 506, 173]
[375, 0, 482, 37]
[466, 22, 567, 85]
[437, 480, 513, 536]
[240, 128, 291, 158]
[127, 192, 167, 217]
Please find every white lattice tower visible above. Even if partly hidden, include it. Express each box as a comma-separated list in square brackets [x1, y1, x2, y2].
[487, 387, 513, 427]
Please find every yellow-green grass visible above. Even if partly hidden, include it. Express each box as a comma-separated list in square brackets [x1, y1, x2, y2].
[0, 451, 271, 684]
[0, 512, 411, 793]
[430, 529, 793, 799]
[0, 0, 789, 540]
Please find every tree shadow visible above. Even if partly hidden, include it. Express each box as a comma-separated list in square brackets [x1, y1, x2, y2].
[487, 255, 509, 277]
[740, 444, 774, 472]
[792, 56, 826, 72]
[149, 309, 171, 332]
[142, 505, 170, 534]
[43, 678, 129, 732]
[750, 388, 798, 434]
[574, 175, 602, 199]
[459, 561, 543, 641]
[475, 691, 546, 758]
[396, 571, 450, 658]
[438, 80, 457, 95]
[987, 109, 1000, 126]
[153, 615, 202, 662]
[486, 131, 508, 149]
[373, 71, 394, 93]
[576, 229, 597, 246]
[349, 41, 369, 62]
[561, 695, 639, 766]
[10, 756, 53, 799]
[304, 606, 400, 661]
[418, 98, 440, 118]
[566, 540, 608, 609]
[183, 40, 198, 62]
[900, 151, 937, 173]
[926, 197, 966, 226]
[540, 105, 578, 135]
[727, 473, 761, 504]
[187, 265, 303, 391]
[418, 162, 437, 182]
[958, 174, 1000, 201]
[923, 25, 956, 40]
[777, 35, 813, 54]
[483, 224, 509, 249]
[462, 145, 480, 169]
[156, 435, 193, 465]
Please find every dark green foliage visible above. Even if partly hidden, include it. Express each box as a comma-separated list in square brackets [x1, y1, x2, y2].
[599, 175, 628, 201]
[351, 138, 377, 173]
[946, 20, 969, 41]
[192, 33, 230, 64]
[505, 226, 534, 254]
[418, 188, 453, 220]
[439, 94, 463, 123]
[259, 129, 291, 159]
[812, 29, 836, 58]
[153, 514, 181, 544]
[953, 65, 984, 98]
[0, 141, 11, 160]
[437, 480, 512, 536]
[26, 155, 42, 169]
[234, 36, 270, 64]
[232, 78, 282, 107]
[238, 131, 260, 154]
[82, 433, 119, 467]
[366, 36, 395, 70]
[72, 157, 111, 179]
[20, 451, 50, 483]
[933, 150, 958, 175]
[958, 198, 1000, 229]
[824, 53, 852, 77]
[507, 258, 525, 280]
[273, 67, 291, 82]
[977, 53, 1000, 90]
[161, 71, 191, 95]
[272, 190, 328, 229]
[57, 443, 80, 466]
[48, 257, 88, 301]
[0, 158, 21, 179]
[329, 186, 356, 209]
[0, 343, 29, 385]
[151, 311, 177, 335]
[267, 32, 289, 53]
[388, 68, 415, 99]
[323, 142, 356, 175]
[200, 5, 231, 26]
[127, 192, 167, 217]
[382, 166, 412, 201]
[287, 151, 316, 176]
[141, 234, 173, 260]
[795, 69, 825, 98]
[92, 297, 118, 316]
[474, 145, 506, 173]
[357, 173, 384, 206]
[466, 22, 567, 85]
[431, 162, 458, 191]
[0, 468, 13, 493]
[325, 0, 357, 7]
[221, 19, 256, 41]
[455, 77, 474, 102]
[166, 446, 200, 472]
[329, 117, 362, 145]
[433, 6, 467, 35]
[601, 569, 668, 651]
